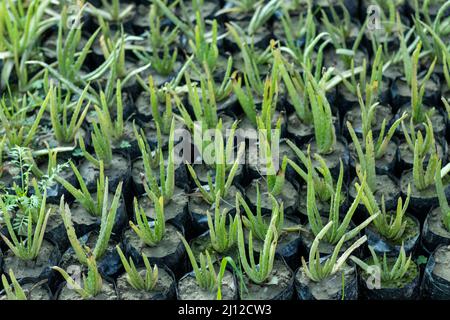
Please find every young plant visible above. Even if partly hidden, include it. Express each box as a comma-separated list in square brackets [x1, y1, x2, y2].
[86, 0, 135, 23]
[55, 6, 100, 85]
[48, 83, 91, 144]
[116, 246, 159, 292]
[190, 13, 219, 72]
[237, 209, 278, 284]
[1, 269, 27, 300]
[58, 179, 123, 265]
[302, 221, 368, 282]
[52, 250, 103, 299]
[134, 119, 175, 203]
[78, 120, 113, 169]
[402, 117, 439, 191]
[176, 73, 219, 132]
[236, 190, 284, 242]
[0, 190, 50, 260]
[398, 30, 437, 124]
[207, 193, 239, 254]
[286, 142, 337, 204]
[356, 180, 412, 242]
[306, 159, 379, 245]
[0, 0, 56, 91]
[435, 160, 450, 232]
[351, 245, 414, 285]
[305, 69, 336, 155]
[186, 121, 245, 204]
[247, 0, 282, 36]
[0, 92, 49, 148]
[130, 191, 165, 247]
[56, 161, 121, 217]
[179, 233, 230, 298]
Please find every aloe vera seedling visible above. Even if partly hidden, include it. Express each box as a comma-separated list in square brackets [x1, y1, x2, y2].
[179, 233, 230, 298]
[55, 6, 100, 85]
[86, 0, 135, 23]
[176, 73, 219, 132]
[307, 159, 379, 245]
[187, 122, 245, 204]
[0, 92, 49, 148]
[237, 209, 278, 284]
[52, 250, 104, 299]
[351, 245, 415, 285]
[398, 28, 437, 124]
[246, 0, 281, 36]
[435, 160, 450, 232]
[135, 119, 175, 203]
[56, 161, 121, 218]
[302, 221, 368, 282]
[131, 192, 166, 247]
[58, 180, 123, 265]
[236, 190, 284, 242]
[0, 0, 56, 90]
[356, 180, 412, 242]
[305, 68, 336, 155]
[402, 117, 439, 191]
[347, 119, 404, 191]
[48, 83, 91, 144]
[190, 12, 219, 72]
[207, 193, 239, 254]
[78, 121, 113, 169]
[1, 269, 27, 300]
[0, 190, 50, 260]
[116, 246, 159, 292]
[286, 142, 338, 204]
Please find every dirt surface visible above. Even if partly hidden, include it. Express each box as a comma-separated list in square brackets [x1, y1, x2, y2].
[178, 270, 237, 300]
[123, 223, 182, 258]
[116, 267, 175, 300]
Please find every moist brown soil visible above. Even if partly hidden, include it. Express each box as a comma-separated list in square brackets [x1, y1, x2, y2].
[349, 140, 397, 172]
[344, 105, 393, 135]
[177, 270, 237, 300]
[79, 153, 129, 189]
[116, 267, 175, 300]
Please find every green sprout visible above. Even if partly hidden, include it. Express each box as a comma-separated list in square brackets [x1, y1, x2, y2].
[351, 245, 415, 286]
[130, 192, 165, 247]
[0, 189, 50, 260]
[307, 159, 379, 245]
[187, 121, 245, 204]
[52, 250, 104, 299]
[237, 211, 278, 285]
[1, 269, 27, 300]
[49, 83, 91, 144]
[179, 233, 230, 299]
[58, 179, 123, 265]
[356, 180, 412, 243]
[207, 193, 239, 254]
[116, 246, 159, 292]
[134, 119, 175, 203]
[86, 0, 135, 23]
[402, 117, 439, 191]
[302, 221, 368, 282]
[236, 189, 284, 242]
